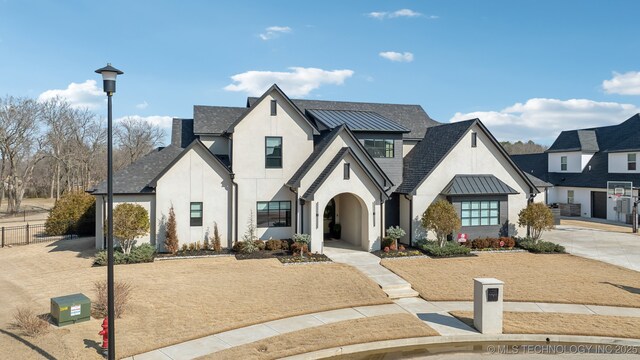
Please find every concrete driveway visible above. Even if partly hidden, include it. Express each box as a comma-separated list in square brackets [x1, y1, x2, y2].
[544, 224, 640, 272]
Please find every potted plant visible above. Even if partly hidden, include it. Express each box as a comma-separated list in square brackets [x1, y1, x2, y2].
[332, 223, 342, 239]
[386, 226, 406, 249]
[293, 233, 311, 258]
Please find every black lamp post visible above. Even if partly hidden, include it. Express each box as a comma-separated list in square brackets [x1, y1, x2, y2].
[95, 63, 123, 360]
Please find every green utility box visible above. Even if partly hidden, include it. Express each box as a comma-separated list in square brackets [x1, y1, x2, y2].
[50, 293, 91, 326]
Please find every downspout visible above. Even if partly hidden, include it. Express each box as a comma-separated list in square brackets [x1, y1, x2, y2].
[230, 173, 238, 245]
[288, 187, 298, 233]
[404, 194, 413, 247]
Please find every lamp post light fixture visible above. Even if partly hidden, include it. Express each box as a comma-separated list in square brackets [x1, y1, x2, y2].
[95, 63, 123, 360]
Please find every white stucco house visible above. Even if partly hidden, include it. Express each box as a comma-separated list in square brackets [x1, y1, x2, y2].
[90, 85, 542, 252]
[512, 114, 640, 224]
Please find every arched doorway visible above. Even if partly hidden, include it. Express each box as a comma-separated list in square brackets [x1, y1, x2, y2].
[322, 193, 369, 250]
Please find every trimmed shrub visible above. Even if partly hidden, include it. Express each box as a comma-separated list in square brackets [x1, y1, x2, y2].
[181, 243, 188, 252]
[45, 191, 95, 236]
[517, 238, 565, 253]
[290, 242, 309, 255]
[500, 237, 515, 248]
[92, 280, 133, 319]
[281, 239, 291, 251]
[419, 240, 471, 257]
[241, 239, 259, 254]
[254, 240, 266, 251]
[93, 249, 126, 266]
[93, 244, 155, 266]
[164, 205, 179, 254]
[12, 306, 49, 337]
[265, 239, 282, 251]
[381, 237, 394, 248]
[383, 246, 390, 253]
[232, 241, 244, 253]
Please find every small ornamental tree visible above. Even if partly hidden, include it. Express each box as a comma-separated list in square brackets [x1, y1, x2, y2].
[386, 226, 406, 249]
[164, 205, 179, 254]
[213, 222, 222, 252]
[518, 202, 554, 242]
[113, 203, 150, 254]
[421, 200, 461, 247]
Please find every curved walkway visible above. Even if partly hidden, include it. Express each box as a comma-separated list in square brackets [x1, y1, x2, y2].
[125, 300, 640, 360]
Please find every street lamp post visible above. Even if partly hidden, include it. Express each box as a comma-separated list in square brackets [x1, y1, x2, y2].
[95, 63, 123, 360]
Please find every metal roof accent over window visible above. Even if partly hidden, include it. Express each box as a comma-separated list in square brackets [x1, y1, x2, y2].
[306, 109, 410, 133]
[441, 175, 519, 196]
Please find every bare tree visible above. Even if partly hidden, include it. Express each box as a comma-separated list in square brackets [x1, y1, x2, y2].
[114, 117, 165, 166]
[0, 96, 45, 213]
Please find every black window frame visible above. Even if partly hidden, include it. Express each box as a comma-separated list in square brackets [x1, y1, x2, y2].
[363, 139, 394, 158]
[628, 153, 636, 171]
[190, 202, 203, 226]
[471, 132, 477, 147]
[270, 100, 277, 116]
[344, 163, 350, 179]
[560, 156, 567, 171]
[265, 136, 283, 168]
[256, 201, 291, 228]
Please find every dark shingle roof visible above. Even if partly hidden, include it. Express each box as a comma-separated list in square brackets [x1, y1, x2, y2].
[525, 173, 553, 189]
[248, 97, 439, 139]
[306, 109, 410, 133]
[397, 120, 476, 194]
[442, 175, 519, 196]
[548, 129, 599, 153]
[193, 106, 247, 135]
[91, 145, 184, 194]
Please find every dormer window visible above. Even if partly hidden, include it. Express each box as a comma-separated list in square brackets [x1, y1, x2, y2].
[270, 100, 277, 116]
[560, 156, 567, 171]
[628, 153, 636, 171]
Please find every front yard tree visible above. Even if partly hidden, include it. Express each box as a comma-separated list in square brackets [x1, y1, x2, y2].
[518, 202, 554, 242]
[164, 205, 179, 254]
[421, 199, 461, 247]
[113, 203, 150, 254]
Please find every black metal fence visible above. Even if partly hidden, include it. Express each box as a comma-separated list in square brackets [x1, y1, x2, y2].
[0, 223, 91, 247]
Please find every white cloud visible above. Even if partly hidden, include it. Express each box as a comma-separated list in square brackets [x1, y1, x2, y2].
[367, 9, 428, 19]
[224, 67, 354, 97]
[602, 71, 640, 95]
[450, 98, 640, 144]
[379, 51, 414, 62]
[259, 26, 292, 40]
[38, 80, 103, 109]
[135, 101, 149, 110]
[116, 115, 173, 129]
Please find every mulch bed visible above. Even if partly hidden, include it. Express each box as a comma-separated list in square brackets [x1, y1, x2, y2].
[371, 246, 425, 259]
[156, 249, 232, 259]
[235, 250, 332, 264]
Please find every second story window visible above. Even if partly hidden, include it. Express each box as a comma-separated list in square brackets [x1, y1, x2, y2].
[344, 163, 350, 179]
[270, 100, 277, 116]
[363, 139, 394, 158]
[265, 137, 282, 168]
[471, 132, 477, 147]
[628, 153, 636, 171]
[560, 156, 567, 171]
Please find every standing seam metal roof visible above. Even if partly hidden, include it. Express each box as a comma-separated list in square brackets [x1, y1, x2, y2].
[441, 175, 518, 196]
[307, 109, 410, 133]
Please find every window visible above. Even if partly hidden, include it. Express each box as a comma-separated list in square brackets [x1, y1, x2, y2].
[567, 190, 574, 204]
[460, 201, 499, 226]
[265, 137, 282, 168]
[471, 132, 477, 147]
[628, 153, 636, 171]
[560, 156, 567, 171]
[344, 163, 350, 179]
[363, 139, 394, 158]
[190, 202, 203, 226]
[257, 201, 291, 227]
[270, 100, 277, 116]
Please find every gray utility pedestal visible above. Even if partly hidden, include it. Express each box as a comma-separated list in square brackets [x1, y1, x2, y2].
[51, 293, 91, 326]
[473, 278, 504, 334]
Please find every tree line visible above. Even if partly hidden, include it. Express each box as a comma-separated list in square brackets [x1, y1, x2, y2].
[0, 95, 165, 213]
[500, 140, 548, 155]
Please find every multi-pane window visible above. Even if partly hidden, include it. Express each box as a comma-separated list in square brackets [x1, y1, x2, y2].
[461, 201, 499, 226]
[190, 202, 203, 226]
[363, 139, 394, 158]
[257, 201, 291, 227]
[567, 190, 574, 204]
[628, 153, 636, 171]
[560, 156, 568, 171]
[265, 137, 282, 168]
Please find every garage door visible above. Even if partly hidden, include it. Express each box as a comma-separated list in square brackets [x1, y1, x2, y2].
[591, 191, 607, 219]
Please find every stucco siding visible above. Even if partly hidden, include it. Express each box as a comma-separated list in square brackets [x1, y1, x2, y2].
[199, 135, 229, 155]
[94, 194, 155, 250]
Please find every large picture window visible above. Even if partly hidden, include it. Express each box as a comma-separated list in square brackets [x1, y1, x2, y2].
[190, 202, 203, 226]
[363, 139, 394, 158]
[265, 137, 282, 168]
[257, 201, 291, 227]
[461, 201, 499, 226]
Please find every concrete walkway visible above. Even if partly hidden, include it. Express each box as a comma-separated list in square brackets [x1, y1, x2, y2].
[126, 300, 640, 359]
[323, 240, 419, 298]
[545, 224, 640, 271]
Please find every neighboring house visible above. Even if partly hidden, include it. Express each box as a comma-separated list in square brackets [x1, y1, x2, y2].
[512, 114, 640, 223]
[90, 85, 540, 252]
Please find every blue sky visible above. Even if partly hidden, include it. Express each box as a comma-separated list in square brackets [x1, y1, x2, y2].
[1, 0, 640, 144]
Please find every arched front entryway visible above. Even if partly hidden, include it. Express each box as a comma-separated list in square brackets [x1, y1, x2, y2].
[322, 192, 369, 250]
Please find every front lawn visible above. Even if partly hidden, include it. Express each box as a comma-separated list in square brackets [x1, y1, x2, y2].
[0, 238, 390, 359]
[381, 253, 640, 307]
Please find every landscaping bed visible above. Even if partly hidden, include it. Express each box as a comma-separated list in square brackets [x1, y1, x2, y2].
[233, 238, 332, 264]
[372, 245, 424, 259]
[155, 248, 232, 259]
[417, 240, 473, 258]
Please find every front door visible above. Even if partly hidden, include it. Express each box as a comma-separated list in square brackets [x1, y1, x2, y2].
[591, 191, 607, 219]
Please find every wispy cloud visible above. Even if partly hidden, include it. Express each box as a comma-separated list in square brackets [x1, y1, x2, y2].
[38, 80, 103, 109]
[259, 26, 292, 40]
[379, 51, 414, 62]
[602, 71, 640, 95]
[367, 9, 428, 20]
[136, 101, 149, 109]
[450, 98, 640, 144]
[224, 67, 354, 97]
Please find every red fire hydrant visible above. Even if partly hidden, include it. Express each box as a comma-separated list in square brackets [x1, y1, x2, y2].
[99, 317, 109, 356]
